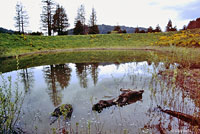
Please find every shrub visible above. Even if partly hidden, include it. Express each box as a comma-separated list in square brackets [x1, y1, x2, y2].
[154, 30, 200, 47]
[29, 32, 43, 36]
[0, 74, 24, 133]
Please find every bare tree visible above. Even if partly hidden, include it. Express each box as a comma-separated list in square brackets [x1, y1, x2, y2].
[14, 2, 29, 33]
[20, 5, 29, 33]
[75, 4, 87, 34]
[75, 4, 86, 25]
[88, 8, 99, 34]
[41, 0, 54, 36]
[14, 3, 21, 33]
[52, 5, 69, 35]
[89, 8, 97, 27]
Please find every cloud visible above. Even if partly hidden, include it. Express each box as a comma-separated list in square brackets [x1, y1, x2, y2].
[166, 0, 200, 20]
[179, 2, 200, 20]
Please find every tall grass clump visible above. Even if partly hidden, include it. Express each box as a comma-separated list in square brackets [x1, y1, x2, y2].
[0, 47, 7, 57]
[0, 74, 24, 133]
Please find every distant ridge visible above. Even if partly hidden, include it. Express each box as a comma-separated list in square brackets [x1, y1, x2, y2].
[67, 24, 147, 35]
[0, 25, 147, 35]
[0, 27, 15, 34]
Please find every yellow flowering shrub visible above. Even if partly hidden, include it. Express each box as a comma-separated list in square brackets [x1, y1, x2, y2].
[154, 30, 200, 47]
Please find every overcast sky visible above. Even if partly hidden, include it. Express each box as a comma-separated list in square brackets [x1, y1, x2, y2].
[0, 0, 199, 32]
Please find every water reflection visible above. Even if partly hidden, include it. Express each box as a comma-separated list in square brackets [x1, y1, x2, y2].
[89, 63, 99, 86]
[43, 64, 72, 106]
[92, 89, 144, 113]
[75, 63, 89, 88]
[1, 61, 200, 133]
[75, 63, 99, 88]
[20, 68, 34, 93]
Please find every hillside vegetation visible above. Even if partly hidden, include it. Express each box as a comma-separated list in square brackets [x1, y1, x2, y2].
[0, 29, 200, 58]
[0, 32, 166, 57]
[154, 29, 200, 47]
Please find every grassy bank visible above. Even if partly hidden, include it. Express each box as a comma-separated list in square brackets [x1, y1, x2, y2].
[0, 50, 160, 73]
[1, 47, 200, 73]
[0, 32, 170, 57]
[1, 29, 200, 58]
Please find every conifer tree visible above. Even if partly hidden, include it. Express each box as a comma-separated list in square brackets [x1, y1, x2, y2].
[52, 5, 69, 35]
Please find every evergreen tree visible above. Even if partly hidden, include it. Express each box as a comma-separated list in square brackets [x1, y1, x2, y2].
[182, 25, 187, 30]
[52, 5, 69, 35]
[113, 26, 121, 32]
[155, 24, 162, 32]
[122, 30, 127, 33]
[166, 20, 172, 32]
[166, 20, 177, 32]
[147, 26, 153, 33]
[135, 27, 140, 33]
[88, 25, 99, 34]
[73, 20, 84, 35]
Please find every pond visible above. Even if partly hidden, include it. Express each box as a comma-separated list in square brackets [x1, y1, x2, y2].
[0, 50, 200, 134]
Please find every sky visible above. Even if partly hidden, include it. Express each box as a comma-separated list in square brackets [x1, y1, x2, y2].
[0, 0, 200, 32]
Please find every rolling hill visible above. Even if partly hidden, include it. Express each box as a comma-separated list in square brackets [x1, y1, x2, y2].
[67, 24, 147, 35]
[0, 27, 15, 34]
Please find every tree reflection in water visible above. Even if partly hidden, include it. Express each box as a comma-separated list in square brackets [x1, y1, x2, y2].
[75, 63, 89, 88]
[89, 63, 99, 86]
[75, 63, 99, 88]
[43, 64, 72, 106]
[20, 68, 34, 93]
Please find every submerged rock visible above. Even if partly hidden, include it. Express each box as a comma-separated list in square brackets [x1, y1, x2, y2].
[114, 89, 144, 106]
[50, 104, 73, 125]
[92, 99, 116, 113]
[92, 89, 144, 113]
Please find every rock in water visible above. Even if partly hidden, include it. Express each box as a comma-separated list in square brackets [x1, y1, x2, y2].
[92, 99, 115, 113]
[50, 104, 73, 125]
[114, 89, 144, 106]
[92, 89, 144, 113]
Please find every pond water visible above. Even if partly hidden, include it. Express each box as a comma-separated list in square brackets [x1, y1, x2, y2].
[0, 51, 199, 134]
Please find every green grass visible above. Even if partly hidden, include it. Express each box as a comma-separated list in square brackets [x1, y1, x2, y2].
[1, 30, 200, 69]
[0, 32, 169, 57]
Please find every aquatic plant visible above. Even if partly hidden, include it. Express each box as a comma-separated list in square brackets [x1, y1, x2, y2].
[0, 74, 24, 133]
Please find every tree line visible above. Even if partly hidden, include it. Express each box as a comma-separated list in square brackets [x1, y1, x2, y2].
[134, 20, 178, 33]
[14, 0, 99, 36]
[14, 0, 185, 36]
[107, 19, 179, 34]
